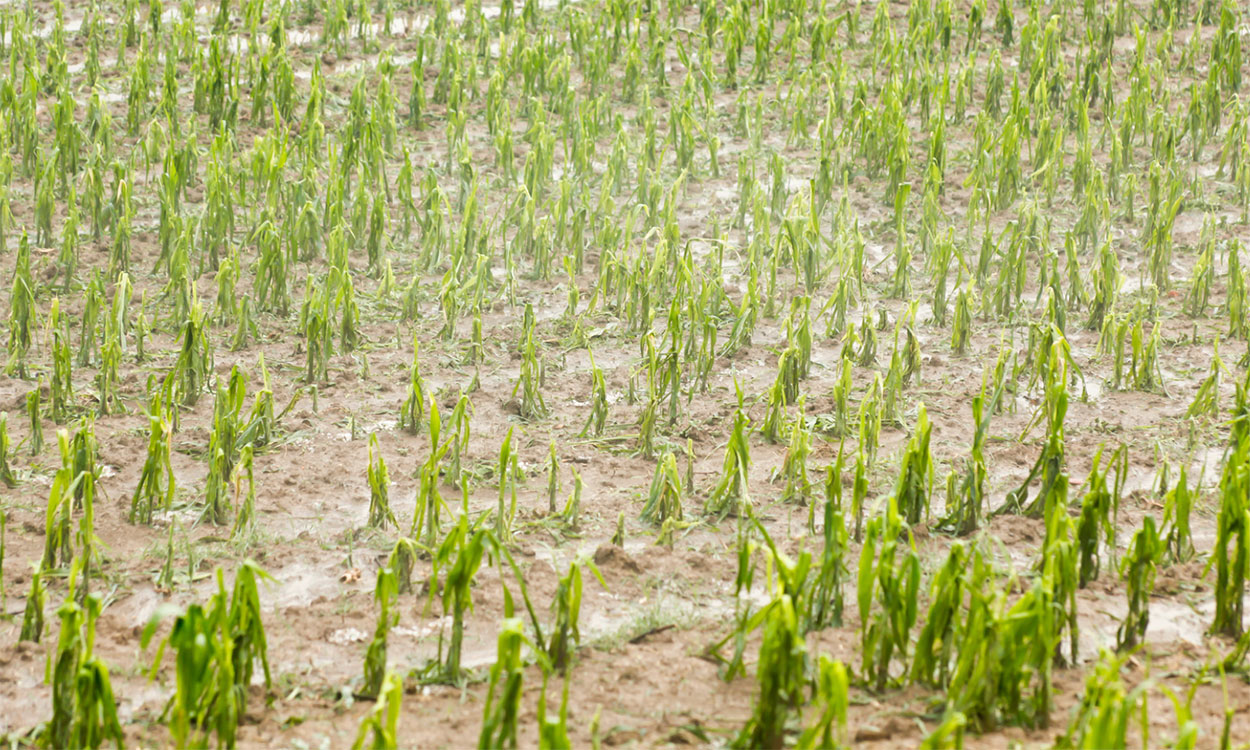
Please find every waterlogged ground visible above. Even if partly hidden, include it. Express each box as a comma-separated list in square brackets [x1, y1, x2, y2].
[2, 0, 1250, 747]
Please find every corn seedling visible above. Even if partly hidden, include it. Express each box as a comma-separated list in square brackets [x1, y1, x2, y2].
[361, 567, 397, 699]
[141, 561, 273, 749]
[795, 656, 849, 750]
[367, 434, 396, 530]
[432, 517, 487, 684]
[1163, 463, 1196, 564]
[643, 452, 684, 526]
[1117, 516, 1161, 652]
[131, 413, 175, 525]
[1210, 374, 1250, 637]
[46, 591, 124, 750]
[1075, 446, 1127, 586]
[1000, 340, 1070, 518]
[545, 559, 605, 672]
[478, 618, 526, 749]
[705, 407, 750, 520]
[1056, 649, 1149, 750]
[21, 563, 47, 643]
[399, 336, 427, 434]
[28, 388, 44, 456]
[0, 412, 15, 487]
[895, 404, 933, 525]
[858, 498, 920, 692]
[733, 590, 806, 749]
[352, 669, 402, 750]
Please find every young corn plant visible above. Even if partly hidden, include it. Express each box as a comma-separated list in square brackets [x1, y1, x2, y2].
[912, 542, 968, 690]
[432, 517, 487, 684]
[858, 498, 920, 692]
[513, 327, 548, 420]
[734, 591, 806, 749]
[545, 559, 605, 672]
[21, 563, 48, 643]
[1162, 464, 1196, 564]
[399, 336, 427, 435]
[1001, 340, 1070, 519]
[131, 413, 175, 525]
[361, 568, 397, 699]
[1117, 516, 1161, 652]
[495, 427, 517, 544]
[1075, 446, 1127, 586]
[809, 463, 849, 630]
[776, 402, 812, 504]
[795, 656, 849, 750]
[579, 350, 608, 438]
[642, 452, 684, 527]
[705, 407, 751, 520]
[1056, 650, 1150, 750]
[367, 434, 396, 530]
[0, 412, 16, 487]
[46, 592, 124, 750]
[352, 669, 402, 750]
[894, 404, 933, 525]
[141, 561, 273, 749]
[478, 618, 526, 749]
[1210, 375, 1250, 638]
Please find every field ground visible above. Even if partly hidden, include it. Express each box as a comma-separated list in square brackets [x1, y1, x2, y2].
[2, 0, 1250, 747]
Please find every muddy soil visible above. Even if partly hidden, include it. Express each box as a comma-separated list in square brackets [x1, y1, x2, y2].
[1, 0, 1249, 748]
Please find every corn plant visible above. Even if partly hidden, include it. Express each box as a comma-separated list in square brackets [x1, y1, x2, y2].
[433, 517, 487, 684]
[1075, 446, 1126, 586]
[1210, 375, 1250, 637]
[705, 407, 750, 520]
[43, 463, 77, 571]
[1056, 650, 1149, 750]
[230, 446, 257, 541]
[513, 326, 548, 420]
[546, 442, 560, 514]
[6, 231, 35, 377]
[203, 371, 248, 526]
[734, 591, 805, 749]
[352, 669, 402, 750]
[1001, 340, 1069, 518]
[1162, 464, 1196, 563]
[1117, 516, 1161, 652]
[28, 388, 44, 456]
[580, 350, 608, 437]
[912, 542, 967, 690]
[46, 591, 124, 750]
[367, 434, 396, 530]
[0, 412, 15, 487]
[173, 297, 212, 407]
[858, 498, 920, 692]
[21, 563, 48, 642]
[642, 452, 684, 526]
[1188, 341, 1224, 420]
[141, 561, 273, 749]
[795, 656, 849, 750]
[131, 413, 175, 524]
[478, 618, 525, 749]
[809, 462, 849, 630]
[777, 402, 812, 504]
[399, 336, 427, 434]
[546, 559, 605, 672]
[895, 404, 933, 525]
[495, 427, 517, 543]
[361, 568, 397, 699]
